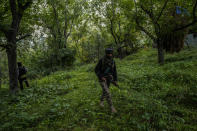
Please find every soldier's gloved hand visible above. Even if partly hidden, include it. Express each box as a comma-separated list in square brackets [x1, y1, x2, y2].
[101, 77, 106, 82]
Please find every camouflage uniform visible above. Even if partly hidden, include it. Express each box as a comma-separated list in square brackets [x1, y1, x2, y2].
[100, 79, 113, 107]
[95, 54, 117, 112]
[17, 62, 29, 90]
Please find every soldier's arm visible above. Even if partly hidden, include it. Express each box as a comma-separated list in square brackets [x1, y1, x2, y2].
[95, 59, 103, 80]
[113, 61, 117, 81]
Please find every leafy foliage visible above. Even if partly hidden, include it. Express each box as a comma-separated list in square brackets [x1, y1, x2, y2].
[18, 47, 76, 78]
[1, 48, 197, 130]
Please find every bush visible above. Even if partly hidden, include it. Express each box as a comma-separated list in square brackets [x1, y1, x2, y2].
[18, 48, 76, 78]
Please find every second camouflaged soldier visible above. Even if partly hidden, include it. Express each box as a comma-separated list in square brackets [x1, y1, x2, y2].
[17, 62, 29, 90]
[95, 48, 118, 113]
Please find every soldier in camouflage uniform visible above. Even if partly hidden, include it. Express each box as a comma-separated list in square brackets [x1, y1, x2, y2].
[17, 62, 29, 90]
[95, 48, 118, 113]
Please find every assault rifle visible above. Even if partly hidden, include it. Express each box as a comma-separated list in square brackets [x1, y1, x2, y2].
[103, 75, 120, 89]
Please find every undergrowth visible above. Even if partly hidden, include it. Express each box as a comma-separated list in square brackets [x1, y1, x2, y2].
[0, 48, 197, 130]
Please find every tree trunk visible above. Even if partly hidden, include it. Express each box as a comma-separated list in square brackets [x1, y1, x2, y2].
[0, 66, 2, 89]
[117, 47, 123, 59]
[0, 0, 32, 93]
[157, 40, 164, 65]
[6, 43, 18, 94]
[0, 54, 1, 88]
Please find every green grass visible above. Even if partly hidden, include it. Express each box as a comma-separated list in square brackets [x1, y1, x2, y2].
[0, 48, 197, 130]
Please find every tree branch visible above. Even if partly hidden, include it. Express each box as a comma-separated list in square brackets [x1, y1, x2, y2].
[64, 10, 68, 38]
[140, 5, 161, 34]
[16, 34, 31, 42]
[17, 0, 22, 9]
[0, 43, 10, 49]
[9, 0, 17, 18]
[174, 0, 197, 32]
[66, 19, 74, 39]
[136, 20, 157, 41]
[0, 44, 6, 48]
[17, 0, 32, 17]
[140, 5, 154, 21]
[133, 1, 156, 41]
[110, 18, 118, 45]
[117, 20, 122, 44]
[21, 0, 32, 10]
[156, 0, 169, 22]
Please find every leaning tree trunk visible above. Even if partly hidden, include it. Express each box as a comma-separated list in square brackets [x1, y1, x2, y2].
[6, 40, 18, 94]
[157, 39, 164, 65]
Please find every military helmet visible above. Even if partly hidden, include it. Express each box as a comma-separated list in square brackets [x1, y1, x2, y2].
[105, 48, 113, 54]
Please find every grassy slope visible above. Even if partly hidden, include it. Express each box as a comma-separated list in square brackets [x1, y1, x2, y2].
[0, 48, 197, 130]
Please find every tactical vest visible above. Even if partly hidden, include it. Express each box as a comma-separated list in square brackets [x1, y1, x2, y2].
[101, 58, 115, 76]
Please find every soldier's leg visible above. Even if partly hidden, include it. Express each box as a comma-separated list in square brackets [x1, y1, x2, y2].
[101, 88, 107, 102]
[100, 82, 107, 107]
[106, 80, 117, 113]
[100, 81, 117, 112]
[19, 79, 24, 90]
[102, 81, 113, 107]
[24, 78, 29, 87]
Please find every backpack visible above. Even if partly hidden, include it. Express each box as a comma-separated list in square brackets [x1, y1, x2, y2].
[19, 66, 27, 76]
